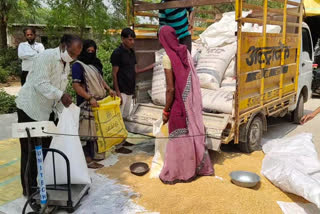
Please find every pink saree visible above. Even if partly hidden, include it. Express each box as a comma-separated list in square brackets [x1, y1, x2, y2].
[159, 26, 214, 184]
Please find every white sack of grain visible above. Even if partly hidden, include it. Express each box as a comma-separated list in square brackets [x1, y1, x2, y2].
[200, 11, 252, 48]
[224, 57, 236, 78]
[197, 42, 237, 89]
[242, 23, 281, 34]
[261, 133, 320, 208]
[151, 49, 166, 106]
[201, 88, 234, 114]
[221, 77, 236, 92]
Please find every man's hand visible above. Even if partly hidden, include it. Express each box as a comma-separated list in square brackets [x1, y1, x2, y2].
[61, 93, 72, 107]
[300, 113, 316, 125]
[89, 97, 99, 107]
[188, 23, 193, 31]
[116, 91, 123, 105]
[109, 89, 117, 98]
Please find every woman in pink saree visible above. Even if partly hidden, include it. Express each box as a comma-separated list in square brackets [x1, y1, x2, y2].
[159, 26, 214, 184]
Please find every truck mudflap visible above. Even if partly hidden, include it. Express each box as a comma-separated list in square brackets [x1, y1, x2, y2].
[125, 103, 231, 151]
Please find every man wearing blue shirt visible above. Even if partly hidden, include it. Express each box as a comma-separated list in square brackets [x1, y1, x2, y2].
[159, 0, 195, 52]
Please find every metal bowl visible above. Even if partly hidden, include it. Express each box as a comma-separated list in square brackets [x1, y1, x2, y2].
[229, 171, 260, 188]
[130, 162, 149, 176]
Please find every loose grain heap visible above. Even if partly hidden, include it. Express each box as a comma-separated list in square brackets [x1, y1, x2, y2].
[97, 150, 307, 214]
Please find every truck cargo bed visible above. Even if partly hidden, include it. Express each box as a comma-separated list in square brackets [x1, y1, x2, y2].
[125, 103, 232, 151]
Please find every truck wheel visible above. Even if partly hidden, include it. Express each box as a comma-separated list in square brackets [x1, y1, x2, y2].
[239, 116, 263, 153]
[293, 95, 304, 124]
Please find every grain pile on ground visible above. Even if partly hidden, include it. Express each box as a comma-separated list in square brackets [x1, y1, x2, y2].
[97, 149, 308, 214]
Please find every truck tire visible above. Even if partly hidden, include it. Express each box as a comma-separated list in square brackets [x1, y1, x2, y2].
[293, 95, 304, 124]
[239, 116, 263, 153]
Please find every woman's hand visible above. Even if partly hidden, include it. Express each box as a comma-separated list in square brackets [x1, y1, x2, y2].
[108, 89, 116, 98]
[163, 109, 170, 125]
[300, 112, 316, 125]
[163, 113, 169, 125]
[89, 97, 99, 107]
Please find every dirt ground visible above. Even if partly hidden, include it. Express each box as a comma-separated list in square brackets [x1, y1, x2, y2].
[0, 79, 21, 96]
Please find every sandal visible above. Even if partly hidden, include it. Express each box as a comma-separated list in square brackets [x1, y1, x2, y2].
[87, 161, 104, 169]
[92, 157, 104, 161]
[115, 147, 132, 154]
[123, 141, 135, 147]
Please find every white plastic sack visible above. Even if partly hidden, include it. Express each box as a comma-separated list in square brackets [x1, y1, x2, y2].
[221, 77, 236, 92]
[242, 23, 281, 34]
[150, 118, 168, 178]
[44, 104, 91, 185]
[199, 11, 252, 48]
[224, 57, 236, 78]
[151, 49, 166, 106]
[201, 88, 234, 114]
[197, 43, 237, 89]
[192, 42, 204, 67]
[261, 133, 320, 208]
[277, 201, 320, 214]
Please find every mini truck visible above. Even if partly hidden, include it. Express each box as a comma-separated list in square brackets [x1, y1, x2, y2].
[123, 0, 313, 153]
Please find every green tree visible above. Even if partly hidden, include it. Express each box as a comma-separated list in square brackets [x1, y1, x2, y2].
[12, 1, 49, 24]
[0, 0, 40, 49]
[46, 0, 120, 39]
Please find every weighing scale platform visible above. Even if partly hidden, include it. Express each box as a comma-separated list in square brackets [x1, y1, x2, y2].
[35, 184, 90, 208]
[12, 121, 91, 213]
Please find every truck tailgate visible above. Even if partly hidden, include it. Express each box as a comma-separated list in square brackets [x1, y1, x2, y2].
[125, 103, 231, 151]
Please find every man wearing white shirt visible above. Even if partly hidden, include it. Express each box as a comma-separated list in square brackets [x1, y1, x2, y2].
[18, 27, 45, 85]
[16, 34, 82, 197]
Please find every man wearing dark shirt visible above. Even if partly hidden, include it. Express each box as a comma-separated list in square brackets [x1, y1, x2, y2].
[110, 28, 154, 119]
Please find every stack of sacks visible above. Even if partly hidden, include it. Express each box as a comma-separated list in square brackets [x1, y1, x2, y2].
[151, 11, 282, 115]
[202, 56, 237, 114]
[195, 40, 237, 114]
[151, 43, 205, 106]
[194, 11, 241, 114]
[197, 10, 280, 115]
[151, 43, 236, 114]
[196, 42, 237, 90]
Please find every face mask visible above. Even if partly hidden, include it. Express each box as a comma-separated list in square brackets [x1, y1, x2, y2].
[61, 50, 74, 63]
[86, 52, 96, 60]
